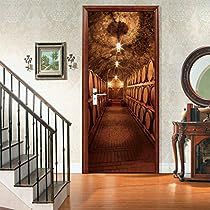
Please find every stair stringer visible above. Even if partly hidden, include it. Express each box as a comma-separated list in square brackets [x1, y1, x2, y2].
[0, 180, 31, 210]
[0, 170, 69, 210]
[0, 171, 33, 208]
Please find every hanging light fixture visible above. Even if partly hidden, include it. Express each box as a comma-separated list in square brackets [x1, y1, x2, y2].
[115, 60, 119, 67]
[114, 75, 118, 79]
[116, 42, 122, 53]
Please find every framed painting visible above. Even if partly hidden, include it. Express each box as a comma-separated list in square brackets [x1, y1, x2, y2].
[35, 42, 67, 80]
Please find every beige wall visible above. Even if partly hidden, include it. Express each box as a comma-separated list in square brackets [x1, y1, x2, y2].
[0, 0, 209, 172]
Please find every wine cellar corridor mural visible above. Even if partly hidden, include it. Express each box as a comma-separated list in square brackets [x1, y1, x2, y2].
[83, 6, 159, 173]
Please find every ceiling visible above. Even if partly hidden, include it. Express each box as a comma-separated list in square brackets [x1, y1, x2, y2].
[88, 11, 156, 81]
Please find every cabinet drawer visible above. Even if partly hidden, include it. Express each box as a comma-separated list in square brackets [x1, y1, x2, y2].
[185, 126, 210, 134]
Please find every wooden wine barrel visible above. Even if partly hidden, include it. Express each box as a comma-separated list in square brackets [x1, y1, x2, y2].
[97, 78, 101, 93]
[134, 71, 137, 84]
[128, 76, 131, 85]
[137, 69, 141, 83]
[97, 76, 101, 92]
[136, 104, 140, 116]
[132, 101, 136, 112]
[139, 106, 146, 123]
[132, 88, 135, 98]
[93, 74, 98, 89]
[136, 87, 139, 100]
[89, 71, 94, 97]
[150, 86, 155, 107]
[135, 87, 139, 99]
[141, 66, 147, 83]
[147, 60, 155, 81]
[130, 101, 133, 110]
[145, 110, 154, 130]
[138, 87, 143, 102]
[128, 100, 131, 107]
[133, 102, 137, 113]
[142, 86, 150, 104]
[130, 75, 133, 85]
[93, 106, 98, 124]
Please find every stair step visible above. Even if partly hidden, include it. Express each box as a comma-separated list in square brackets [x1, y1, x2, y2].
[15, 168, 51, 187]
[33, 181, 69, 203]
[2, 140, 23, 151]
[0, 154, 36, 170]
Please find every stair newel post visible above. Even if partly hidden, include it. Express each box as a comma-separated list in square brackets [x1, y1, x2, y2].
[8, 95, 12, 168]
[40, 101, 43, 168]
[55, 114, 58, 182]
[35, 119, 40, 201]
[44, 127, 48, 201]
[26, 111, 30, 184]
[62, 120, 65, 182]
[2, 68, 5, 128]
[0, 86, 2, 168]
[49, 131, 54, 201]
[67, 124, 70, 182]
[17, 81, 21, 183]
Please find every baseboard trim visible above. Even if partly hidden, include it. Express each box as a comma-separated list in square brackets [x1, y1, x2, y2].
[159, 163, 174, 173]
[71, 163, 82, 173]
[59, 163, 189, 174]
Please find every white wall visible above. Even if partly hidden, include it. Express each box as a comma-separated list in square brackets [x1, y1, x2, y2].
[1, 0, 210, 173]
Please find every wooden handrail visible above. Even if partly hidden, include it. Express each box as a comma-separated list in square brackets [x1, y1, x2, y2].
[0, 82, 55, 133]
[0, 61, 72, 126]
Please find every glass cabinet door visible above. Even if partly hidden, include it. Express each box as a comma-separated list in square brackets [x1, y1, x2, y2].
[195, 138, 210, 174]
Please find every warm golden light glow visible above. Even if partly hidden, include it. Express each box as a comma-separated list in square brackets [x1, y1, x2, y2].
[120, 81, 124, 88]
[116, 42, 122, 52]
[114, 75, 118, 79]
[115, 61, 119, 67]
[108, 82, 112, 88]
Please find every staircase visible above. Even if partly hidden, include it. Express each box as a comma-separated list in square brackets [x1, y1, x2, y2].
[0, 61, 71, 210]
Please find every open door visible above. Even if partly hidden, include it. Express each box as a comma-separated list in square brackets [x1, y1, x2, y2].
[83, 6, 159, 173]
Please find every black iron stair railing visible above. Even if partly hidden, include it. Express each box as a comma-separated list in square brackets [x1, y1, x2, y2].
[0, 60, 72, 202]
[0, 82, 55, 201]
[0, 61, 72, 185]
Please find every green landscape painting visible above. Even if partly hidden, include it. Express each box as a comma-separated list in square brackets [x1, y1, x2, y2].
[41, 50, 60, 71]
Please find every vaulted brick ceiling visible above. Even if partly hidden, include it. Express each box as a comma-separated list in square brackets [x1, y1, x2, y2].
[88, 11, 155, 81]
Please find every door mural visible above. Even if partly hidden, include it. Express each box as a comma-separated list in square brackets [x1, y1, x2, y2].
[83, 6, 159, 173]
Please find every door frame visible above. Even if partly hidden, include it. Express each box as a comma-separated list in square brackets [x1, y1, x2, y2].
[82, 5, 159, 174]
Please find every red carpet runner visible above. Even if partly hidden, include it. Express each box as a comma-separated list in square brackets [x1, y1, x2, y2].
[89, 103, 155, 173]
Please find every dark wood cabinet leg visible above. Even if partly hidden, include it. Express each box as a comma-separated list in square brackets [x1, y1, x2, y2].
[178, 134, 186, 181]
[172, 133, 179, 177]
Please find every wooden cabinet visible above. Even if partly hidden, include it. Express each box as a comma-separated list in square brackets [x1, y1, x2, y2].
[172, 121, 210, 181]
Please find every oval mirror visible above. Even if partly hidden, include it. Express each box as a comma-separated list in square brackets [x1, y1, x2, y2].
[182, 47, 210, 107]
[190, 55, 210, 100]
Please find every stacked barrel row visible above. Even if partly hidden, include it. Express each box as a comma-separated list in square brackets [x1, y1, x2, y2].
[88, 70, 107, 133]
[125, 60, 156, 142]
[127, 59, 155, 85]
